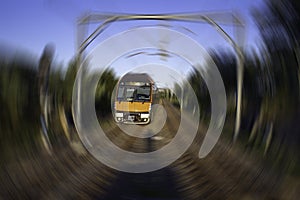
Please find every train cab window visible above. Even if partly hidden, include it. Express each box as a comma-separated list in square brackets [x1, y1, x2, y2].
[125, 88, 135, 101]
[117, 82, 151, 102]
[117, 86, 125, 100]
[136, 86, 150, 101]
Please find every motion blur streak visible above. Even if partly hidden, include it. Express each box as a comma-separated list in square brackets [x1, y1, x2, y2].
[1, 1, 300, 199]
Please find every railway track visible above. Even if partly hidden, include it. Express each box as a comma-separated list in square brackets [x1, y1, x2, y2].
[1, 100, 285, 199]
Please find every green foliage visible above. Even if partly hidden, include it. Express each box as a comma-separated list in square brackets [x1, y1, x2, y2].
[0, 55, 40, 160]
[95, 69, 118, 117]
[63, 58, 78, 107]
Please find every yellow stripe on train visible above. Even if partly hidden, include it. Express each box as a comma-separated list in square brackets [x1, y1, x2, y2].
[115, 101, 151, 113]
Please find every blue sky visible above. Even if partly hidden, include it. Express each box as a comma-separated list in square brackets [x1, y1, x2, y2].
[0, 0, 264, 64]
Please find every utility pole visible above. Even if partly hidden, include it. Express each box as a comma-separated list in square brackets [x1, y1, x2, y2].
[38, 43, 55, 152]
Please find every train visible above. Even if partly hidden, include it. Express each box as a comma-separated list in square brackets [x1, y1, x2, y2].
[113, 73, 158, 124]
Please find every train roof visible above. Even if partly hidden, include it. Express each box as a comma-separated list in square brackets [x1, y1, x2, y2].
[119, 73, 154, 83]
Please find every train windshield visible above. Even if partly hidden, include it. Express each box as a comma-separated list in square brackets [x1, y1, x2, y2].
[117, 85, 151, 102]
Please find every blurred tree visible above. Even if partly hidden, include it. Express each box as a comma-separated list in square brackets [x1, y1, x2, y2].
[38, 44, 55, 151]
[0, 52, 40, 160]
[63, 58, 78, 110]
[187, 66, 210, 122]
[250, 0, 300, 172]
[95, 69, 118, 117]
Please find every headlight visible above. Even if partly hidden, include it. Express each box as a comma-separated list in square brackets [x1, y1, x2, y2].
[141, 113, 150, 118]
[115, 112, 123, 117]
